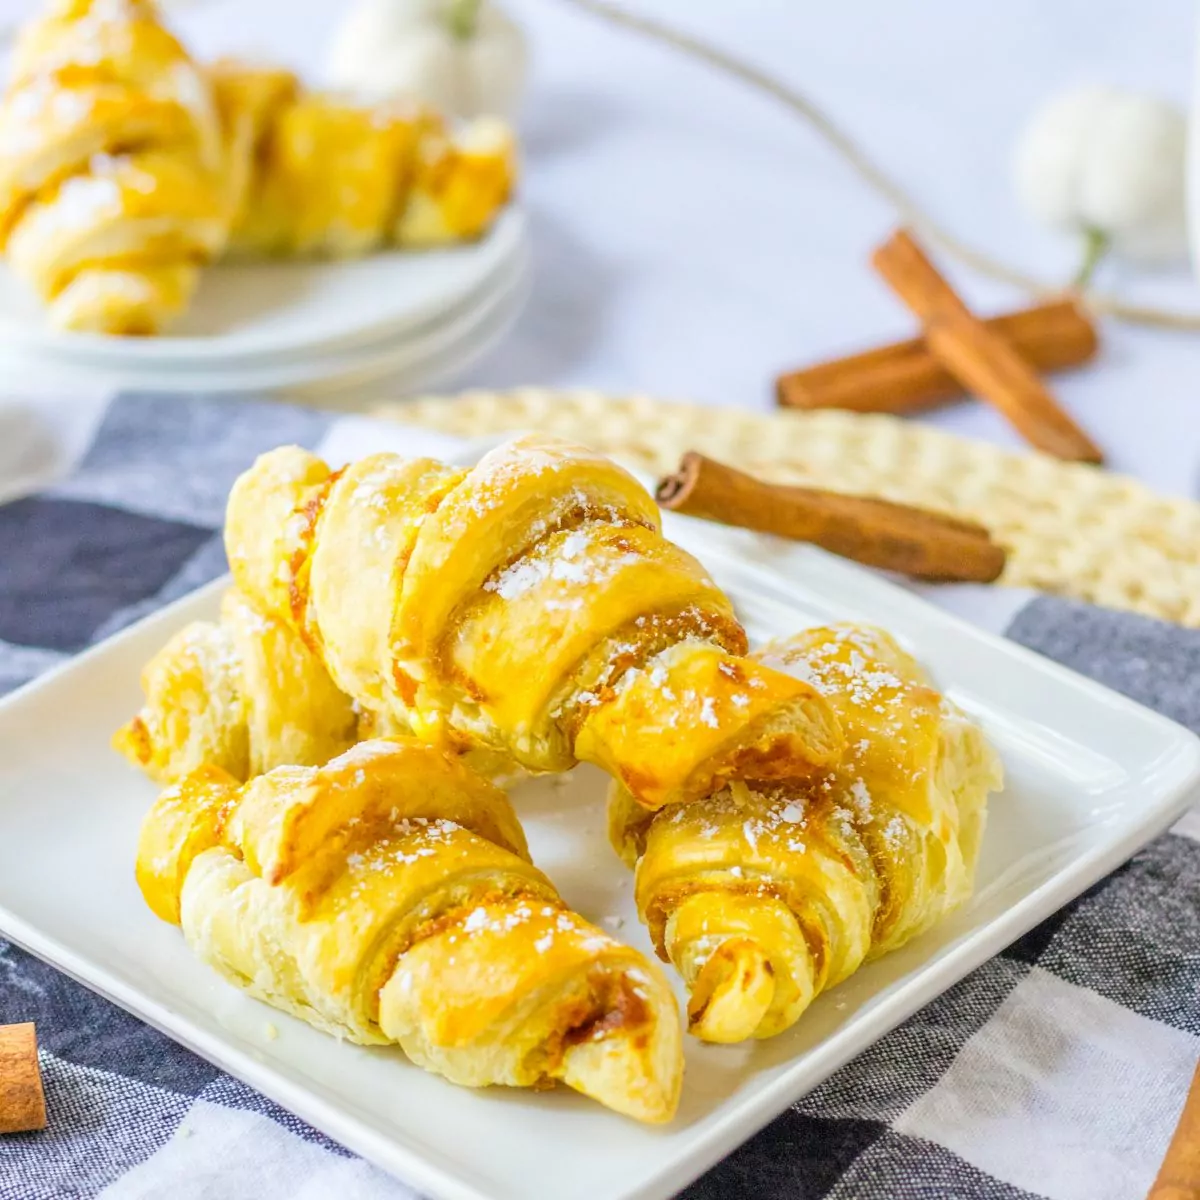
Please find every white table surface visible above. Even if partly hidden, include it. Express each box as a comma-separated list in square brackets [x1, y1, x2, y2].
[4, 0, 1200, 498]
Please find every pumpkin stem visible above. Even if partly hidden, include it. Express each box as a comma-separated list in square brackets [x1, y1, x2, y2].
[1073, 226, 1110, 290]
[448, 0, 483, 39]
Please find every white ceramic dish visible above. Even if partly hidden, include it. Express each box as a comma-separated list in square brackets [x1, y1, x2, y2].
[0, 521, 1196, 1200]
[280, 260, 531, 406]
[0, 248, 529, 399]
[0, 208, 526, 364]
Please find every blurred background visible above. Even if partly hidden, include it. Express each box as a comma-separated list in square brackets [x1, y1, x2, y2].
[0, 0, 1196, 488]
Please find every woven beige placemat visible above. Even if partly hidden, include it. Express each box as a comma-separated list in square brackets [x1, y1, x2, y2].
[377, 387, 1200, 628]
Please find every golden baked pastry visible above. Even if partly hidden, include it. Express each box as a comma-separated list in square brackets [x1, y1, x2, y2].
[113, 588, 359, 784]
[0, 0, 227, 333]
[210, 60, 516, 258]
[204, 59, 298, 239]
[609, 624, 1003, 1043]
[0, 4, 517, 334]
[222, 436, 844, 810]
[113, 584, 524, 786]
[392, 114, 517, 248]
[136, 737, 683, 1122]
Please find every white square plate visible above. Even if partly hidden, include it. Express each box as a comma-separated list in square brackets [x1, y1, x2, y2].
[1, 522, 1197, 1200]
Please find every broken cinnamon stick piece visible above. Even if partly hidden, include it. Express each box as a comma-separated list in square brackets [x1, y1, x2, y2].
[872, 229, 1104, 463]
[776, 298, 1098, 415]
[657, 451, 1006, 583]
[0, 1023, 47, 1134]
[1146, 1061, 1200, 1200]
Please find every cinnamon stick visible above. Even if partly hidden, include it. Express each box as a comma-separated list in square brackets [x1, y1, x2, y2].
[872, 229, 1103, 463]
[657, 451, 1006, 583]
[1148, 1061, 1200, 1200]
[0, 1023, 47, 1134]
[776, 298, 1098, 415]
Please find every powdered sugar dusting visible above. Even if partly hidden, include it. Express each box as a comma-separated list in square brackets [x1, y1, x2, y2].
[483, 528, 645, 602]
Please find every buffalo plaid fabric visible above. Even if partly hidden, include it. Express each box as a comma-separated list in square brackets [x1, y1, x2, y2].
[1, 395, 1197, 1200]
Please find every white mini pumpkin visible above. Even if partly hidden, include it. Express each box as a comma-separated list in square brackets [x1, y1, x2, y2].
[1013, 85, 1188, 283]
[327, 0, 528, 121]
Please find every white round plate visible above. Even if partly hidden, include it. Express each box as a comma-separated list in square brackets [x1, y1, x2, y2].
[21, 234, 528, 385]
[286, 263, 531, 407]
[0, 207, 526, 365]
[0, 247, 529, 398]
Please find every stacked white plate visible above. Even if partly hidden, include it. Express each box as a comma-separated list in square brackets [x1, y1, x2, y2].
[0, 208, 529, 403]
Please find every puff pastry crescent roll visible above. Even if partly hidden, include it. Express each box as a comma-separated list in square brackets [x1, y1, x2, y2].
[0, 0, 227, 333]
[610, 624, 1002, 1043]
[112, 586, 520, 787]
[114, 588, 360, 784]
[209, 59, 515, 258]
[136, 738, 683, 1122]
[222, 436, 844, 810]
[0, 4, 516, 333]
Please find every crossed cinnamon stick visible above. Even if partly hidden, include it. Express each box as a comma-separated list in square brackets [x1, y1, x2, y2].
[777, 298, 1097, 416]
[777, 229, 1104, 464]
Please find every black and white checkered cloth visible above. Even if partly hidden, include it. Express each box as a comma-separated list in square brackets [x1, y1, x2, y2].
[1, 395, 1197, 1200]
